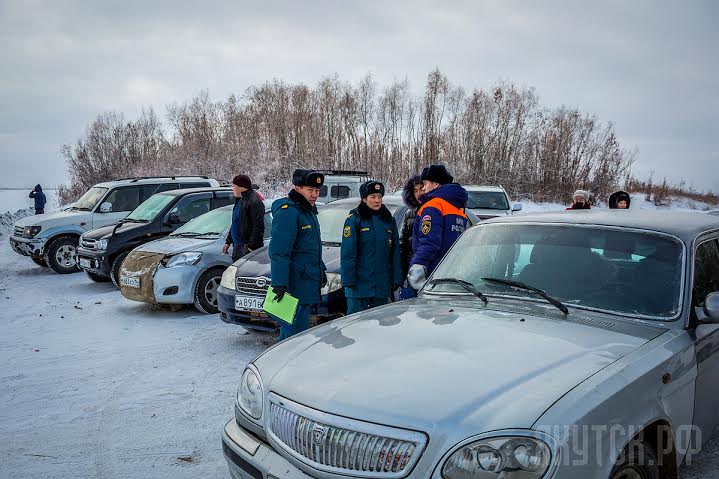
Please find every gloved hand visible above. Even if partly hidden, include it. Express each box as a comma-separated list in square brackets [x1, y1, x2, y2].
[273, 286, 287, 302]
[407, 264, 428, 290]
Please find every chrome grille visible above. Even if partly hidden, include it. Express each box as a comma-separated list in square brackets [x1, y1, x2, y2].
[267, 395, 426, 478]
[236, 276, 270, 296]
[81, 238, 97, 249]
[13, 226, 24, 237]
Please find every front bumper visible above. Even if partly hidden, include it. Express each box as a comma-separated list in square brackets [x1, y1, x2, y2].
[76, 246, 112, 276]
[217, 286, 345, 331]
[152, 263, 198, 305]
[223, 418, 313, 479]
[9, 235, 45, 257]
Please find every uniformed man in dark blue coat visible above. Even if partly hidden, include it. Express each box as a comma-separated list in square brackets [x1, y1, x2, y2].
[269, 169, 327, 340]
[340, 180, 402, 314]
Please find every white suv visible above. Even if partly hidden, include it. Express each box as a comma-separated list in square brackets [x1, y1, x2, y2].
[464, 185, 522, 220]
[10, 176, 219, 274]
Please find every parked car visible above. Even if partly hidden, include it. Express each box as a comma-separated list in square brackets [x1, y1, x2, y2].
[118, 201, 273, 313]
[316, 170, 375, 204]
[465, 185, 522, 220]
[223, 210, 719, 479]
[76, 187, 233, 286]
[9, 176, 218, 274]
[217, 196, 479, 331]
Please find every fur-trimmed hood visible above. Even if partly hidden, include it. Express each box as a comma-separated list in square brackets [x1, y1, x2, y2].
[402, 175, 423, 208]
[288, 189, 318, 213]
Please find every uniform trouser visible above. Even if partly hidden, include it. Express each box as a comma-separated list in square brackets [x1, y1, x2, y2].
[278, 304, 313, 341]
[346, 296, 389, 315]
[35, 209, 44, 215]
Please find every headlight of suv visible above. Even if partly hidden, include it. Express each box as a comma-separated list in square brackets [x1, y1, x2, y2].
[321, 272, 343, 295]
[165, 252, 202, 268]
[442, 433, 556, 479]
[220, 265, 238, 290]
[95, 239, 109, 251]
[23, 226, 42, 238]
[237, 366, 264, 420]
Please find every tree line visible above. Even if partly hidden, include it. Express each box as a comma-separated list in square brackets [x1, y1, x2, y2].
[60, 69, 649, 205]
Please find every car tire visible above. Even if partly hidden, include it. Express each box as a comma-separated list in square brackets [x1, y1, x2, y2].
[193, 268, 224, 314]
[86, 270, 111, 283]
[610, 440, 660, 479]
[44, 235, 80, 274]
[31, 256, 48, 267]
[110, 251, 130, 288]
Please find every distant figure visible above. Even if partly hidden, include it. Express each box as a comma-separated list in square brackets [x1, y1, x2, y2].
[29, 184, 47, 214]
[608, 190, 631, 209]
[223, 175, 265, 261]
[566, 190, 591, 210]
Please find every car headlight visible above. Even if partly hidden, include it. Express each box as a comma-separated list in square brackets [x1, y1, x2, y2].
[220, 265, 238, 289]
[23, 226, 42, 238]
[237, 366, 264, 420]
[95, 239, 109, 251]
[321, 272, 343, 295]
[165, 252, 202, 268]
[442, 433, 556, 479]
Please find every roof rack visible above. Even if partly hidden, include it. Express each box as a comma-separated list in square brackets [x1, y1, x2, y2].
[113, 175, 211, 182]
[313, 170, 369, 176]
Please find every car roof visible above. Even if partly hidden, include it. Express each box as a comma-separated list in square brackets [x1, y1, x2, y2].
[94, 176, 216, 188]
[159, 187, 231, 196]
[482, 209, 719, 243]
[464, 185, 507, 193]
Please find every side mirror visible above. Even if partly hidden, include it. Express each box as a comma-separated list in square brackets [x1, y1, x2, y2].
[512, 203, 523, 212]
[99, 202, 113, 213]
[704, 292, 719, 323]
[167, 212, 181, 225]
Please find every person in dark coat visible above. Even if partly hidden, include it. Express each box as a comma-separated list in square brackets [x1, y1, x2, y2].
[223, 174, 265, 262]
[341, 180, 402, 314]
[566, 190, 591, 210]
[29, 184, 47, 214]
[608, 190, 631, 209]
[399, 176, 424, 277]
[408, 165, 469, 289]
[269, 169, 327, 340]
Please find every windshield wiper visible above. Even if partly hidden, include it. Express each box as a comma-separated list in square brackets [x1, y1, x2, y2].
[174, 232, 202, 237]
[481, 277, 569, 315]
[120, 218, 147, 223]
[322, 241, 341, 246]
[427, 278, 488, 304]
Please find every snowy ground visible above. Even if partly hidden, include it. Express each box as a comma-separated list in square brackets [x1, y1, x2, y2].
[1, 195, 718, 478]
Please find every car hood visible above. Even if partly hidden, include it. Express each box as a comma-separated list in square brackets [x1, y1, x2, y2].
[256, 298, 664, 437]
[137, 236, 219, 255]
[82, 221, 147, 240]
[233, 243, 340, 277]
[14, 209, 91, 229]
[467, 207, 510, 219]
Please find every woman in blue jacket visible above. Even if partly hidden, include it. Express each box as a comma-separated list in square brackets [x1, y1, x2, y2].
[341, 181, 402, 314]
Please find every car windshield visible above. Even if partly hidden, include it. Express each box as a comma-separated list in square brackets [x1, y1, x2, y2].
[428, 223, 684, 319]
[73, 187, 108, 211]
[318, 201, 402, 243]
[126, 194, 175, 221]
[172, 208, 232, 236]
[466, 191, 509, 210]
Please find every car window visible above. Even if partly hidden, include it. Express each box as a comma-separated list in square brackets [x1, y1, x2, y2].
[103, 186, 142, 212]
[154, 183, 180, 194]
[331, 185, 350, 199]
[263, 211, 272, 239]
[127, 194, 176, 221]
[213, 193, 235, 208]
[693, 239, 719, 307]
[180, 182, 212, 189]
[429, 224, 684, 319]
[73, 186, 108, 211]
[173, 208, 232, 236]
[319, 185, 328, 198]
[169, 194, 212, 223]
[466, 191, 509, 210]
[318, 201, 402, 243]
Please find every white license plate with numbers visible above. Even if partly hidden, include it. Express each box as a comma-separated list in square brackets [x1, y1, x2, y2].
[235, 295, 265, 311]
[78, 257, 92, 269]
[120, 276, 140, 288]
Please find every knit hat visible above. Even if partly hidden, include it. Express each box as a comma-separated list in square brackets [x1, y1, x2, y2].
[232, 174, 252, 189]
[573, 189, 588, 201]
[360, 180, 385, 198]
[421, 164, 454, 185]
[292, 169, 325, 187]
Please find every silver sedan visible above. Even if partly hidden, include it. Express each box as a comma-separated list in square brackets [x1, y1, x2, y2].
[223, 210, 719, 479]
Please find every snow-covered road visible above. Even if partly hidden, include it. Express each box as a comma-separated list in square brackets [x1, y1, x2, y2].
[1, 238, 718, 478]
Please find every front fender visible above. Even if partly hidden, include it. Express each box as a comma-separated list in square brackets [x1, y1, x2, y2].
[37, 224, 86, 241]
[534, 329, 696, 476]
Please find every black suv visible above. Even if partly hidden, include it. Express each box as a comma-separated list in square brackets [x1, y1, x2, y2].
[76, 187, 233, 285]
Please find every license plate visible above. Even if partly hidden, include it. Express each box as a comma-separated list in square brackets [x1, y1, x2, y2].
[120, 276, 140, 288]
[78, 257, 92, 269]
[235, 295, 265, 311]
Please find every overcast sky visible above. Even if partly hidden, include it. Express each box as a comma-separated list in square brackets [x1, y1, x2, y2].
[1, 0, 717, 192]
